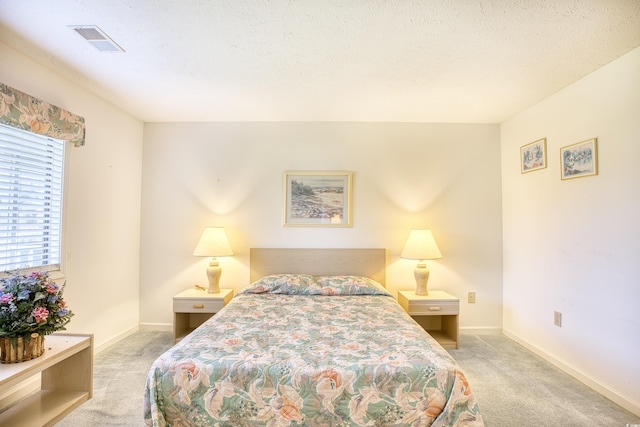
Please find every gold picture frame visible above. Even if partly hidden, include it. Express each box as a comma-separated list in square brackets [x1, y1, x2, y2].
[561, 138, 598, 180]
[520, 138, 547, 173]
[283, 171, 353, 227]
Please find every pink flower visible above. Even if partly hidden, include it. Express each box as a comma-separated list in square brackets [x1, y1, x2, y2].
[45, 282, 57, 293]
[0, 293, 14, 304]
[33, 307, 49, 323]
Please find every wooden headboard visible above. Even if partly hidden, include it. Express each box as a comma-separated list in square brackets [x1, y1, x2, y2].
[250, 248, 386, 286]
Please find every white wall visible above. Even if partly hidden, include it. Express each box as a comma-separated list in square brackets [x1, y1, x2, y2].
[6, 32, 638, 414]
[0, 42, 145, 350]
[139, 122, 503, 330]
[501, 47, 640, 414]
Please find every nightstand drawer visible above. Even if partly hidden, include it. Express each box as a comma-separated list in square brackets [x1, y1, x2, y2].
[398, 290, 460, 315]
[402, 300, 459, 315]
[173, 299, 225, 313]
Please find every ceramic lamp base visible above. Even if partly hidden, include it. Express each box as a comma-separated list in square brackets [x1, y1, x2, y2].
[414, 263, 431, 296]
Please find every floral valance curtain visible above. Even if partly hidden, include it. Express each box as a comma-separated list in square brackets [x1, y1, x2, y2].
[0, 83, 85, 147]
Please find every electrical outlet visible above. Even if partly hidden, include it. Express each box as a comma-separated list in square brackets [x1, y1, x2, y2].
[554, 311, 562, 327]
[467, 292, 476, 303]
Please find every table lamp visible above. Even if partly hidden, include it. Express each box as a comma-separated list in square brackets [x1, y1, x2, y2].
[192, 227, 233, 293]
[401, 229, 442, 296]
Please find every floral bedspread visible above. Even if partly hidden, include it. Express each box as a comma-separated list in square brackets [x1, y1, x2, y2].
[144, 275, 483, 426]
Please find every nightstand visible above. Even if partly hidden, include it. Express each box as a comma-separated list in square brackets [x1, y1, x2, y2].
[173, 288, 234, 343]
[398, 290, 459, 349]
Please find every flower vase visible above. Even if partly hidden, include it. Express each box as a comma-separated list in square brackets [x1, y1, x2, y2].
[0, 333, 45, 363]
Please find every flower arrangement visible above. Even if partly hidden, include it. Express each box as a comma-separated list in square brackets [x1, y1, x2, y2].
[0, 271, 74, 340]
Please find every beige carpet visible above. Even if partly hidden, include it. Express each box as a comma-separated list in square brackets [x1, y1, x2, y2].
[56, 331, 640, 426]
[450, 334, 640, 426]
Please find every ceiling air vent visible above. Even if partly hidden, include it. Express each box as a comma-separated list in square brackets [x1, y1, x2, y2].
[69, 25, 124, 52]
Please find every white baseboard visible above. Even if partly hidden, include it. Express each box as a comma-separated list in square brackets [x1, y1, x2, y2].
[460, 327, 502, 335]
[94, 325, 139, 354]
[503, 329, 640, 417]
[139, 322, 172, 332]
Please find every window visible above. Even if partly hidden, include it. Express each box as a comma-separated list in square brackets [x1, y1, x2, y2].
[0, 124, 65, 272]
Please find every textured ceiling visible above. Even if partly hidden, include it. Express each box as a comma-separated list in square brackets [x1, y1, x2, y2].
[1, 0, 639, 123]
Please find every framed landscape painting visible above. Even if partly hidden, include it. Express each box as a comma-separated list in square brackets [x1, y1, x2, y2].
[520, 138, 547, 173]
[561, 138, 598, 180]
[283, 171, 352, 227]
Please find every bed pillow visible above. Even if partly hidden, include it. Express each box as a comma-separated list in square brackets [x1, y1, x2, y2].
[314, 275, 391, 296]
[241, 274, 317, 294]
[241, 274, 391, 297]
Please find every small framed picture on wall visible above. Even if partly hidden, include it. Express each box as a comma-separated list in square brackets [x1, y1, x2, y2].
[560, 138, 598, 180]
[520, 138, 547, 173]
[283, 171, 352, 227]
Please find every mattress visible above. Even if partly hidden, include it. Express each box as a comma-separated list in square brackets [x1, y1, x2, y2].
[144, 274, 483, 426]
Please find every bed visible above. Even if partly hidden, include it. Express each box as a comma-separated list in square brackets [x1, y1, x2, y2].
[144, 248, 483, 426]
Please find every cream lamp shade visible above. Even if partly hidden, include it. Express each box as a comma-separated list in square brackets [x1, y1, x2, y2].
[193, 227, 233, 293]
[401, 229, 442, 296]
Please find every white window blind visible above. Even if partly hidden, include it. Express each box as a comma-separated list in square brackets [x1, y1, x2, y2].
[0, 124, 65, 271]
